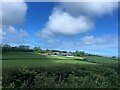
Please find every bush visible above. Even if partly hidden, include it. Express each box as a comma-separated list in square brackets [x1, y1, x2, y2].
[34, 73, 56, 88]
[2, 64, 120, 88]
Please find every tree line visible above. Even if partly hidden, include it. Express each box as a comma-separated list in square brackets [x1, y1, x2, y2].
[1, 44, 103, 57]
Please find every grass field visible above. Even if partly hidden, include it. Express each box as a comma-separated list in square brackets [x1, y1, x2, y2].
[85, 56, 118, 64]
[2, 51, 118, 68]
[2, 52, 94, 68]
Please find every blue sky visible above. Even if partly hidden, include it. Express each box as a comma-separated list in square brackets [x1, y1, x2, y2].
[1, 1, 118, 56]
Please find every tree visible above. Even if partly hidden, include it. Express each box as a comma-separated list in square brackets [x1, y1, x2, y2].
[46, 49, 50, 52]
[112, 56, 117, 59]
[19, 45, 30, 49]
[74, 51, 85, 57]
[74, 51, 80, 56]
[34, 47, 41, 51]
[3, 44, 11, 48]
[2, 44, 12, 52]
[79, 51, 85, 56]
[61, 51, 67, 53]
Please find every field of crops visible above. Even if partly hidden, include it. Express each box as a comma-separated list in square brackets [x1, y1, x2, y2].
[85, 56, 118, 64]
[2, 52, 95, 68]
[2, 51, 120, 88]
[2, 52, 118, 68]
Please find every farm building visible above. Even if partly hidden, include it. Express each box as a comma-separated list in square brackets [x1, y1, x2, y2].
[43, 51, 74, 57]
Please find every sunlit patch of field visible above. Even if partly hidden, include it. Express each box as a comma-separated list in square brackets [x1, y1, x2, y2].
[2, 52, 118, 69]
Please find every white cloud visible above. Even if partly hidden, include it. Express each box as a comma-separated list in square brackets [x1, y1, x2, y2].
[0, 0, 28, 44]
[2, 26, 29, 44]
[7, 25, 16, 34]
[4, 26, 28, 38]
[48, 9, 94, 35]
[82, 35, 94, 45]
[35, 28, 53, 39]
[1, 0, 27, 25]
[19, 29, 28, 38]
[82, 35, 118, 45]
[36, 9, 94, 37]
[60, 2, 117, 17]
[36, 2, 117, 38]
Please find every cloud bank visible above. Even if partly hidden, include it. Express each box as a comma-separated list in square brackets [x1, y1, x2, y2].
[2, 26, 29, 44]
[7, 26, 28, 38]
[60, 2, 117, 17]
[36, 9, 94, 37]
[36, 2, 117, 37]
[1, 0, 27, 25]
[82, 35, 118, 45]
[1, 0, 29, 44]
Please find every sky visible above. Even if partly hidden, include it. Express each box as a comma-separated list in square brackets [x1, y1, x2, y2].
[1, 0, 119, 56]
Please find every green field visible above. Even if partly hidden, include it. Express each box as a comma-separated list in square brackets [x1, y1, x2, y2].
[85, 56, 118, 64]
[2, 52, 118, 68]
[2, 52, 94, 68]
[2, 52, 120, 88]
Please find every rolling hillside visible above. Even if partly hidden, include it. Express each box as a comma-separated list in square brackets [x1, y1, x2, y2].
[2, 51, 118, 68]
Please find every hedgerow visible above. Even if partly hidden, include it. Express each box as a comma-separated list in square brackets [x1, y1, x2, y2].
[2, 63, 120, 88]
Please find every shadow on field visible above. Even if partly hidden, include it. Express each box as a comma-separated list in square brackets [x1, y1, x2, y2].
[2, 52, 67, 60]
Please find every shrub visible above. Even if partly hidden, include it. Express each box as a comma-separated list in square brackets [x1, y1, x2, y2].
[2, 64, 120, 88]
[34, 73, 56, 88]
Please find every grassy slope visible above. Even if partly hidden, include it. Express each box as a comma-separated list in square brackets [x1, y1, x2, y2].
[85, 56, 118, 64]
[2, 52, 94, 68]
[2, 52, 119, 69]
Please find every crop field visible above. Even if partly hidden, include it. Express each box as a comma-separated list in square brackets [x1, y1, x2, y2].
[85, 56, 118, 64]
[2, 51, 119, 71]
[2, 52, 118, 68]
[2, 52, 95, 68]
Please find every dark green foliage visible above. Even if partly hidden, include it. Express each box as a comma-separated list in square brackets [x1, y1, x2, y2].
[73, 51, 85, 57]
[34, 73, 56, 88]
[2, 64, 120, 88]
[34, 47, 42, 52]
[2, 44, 34, 53]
